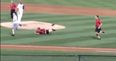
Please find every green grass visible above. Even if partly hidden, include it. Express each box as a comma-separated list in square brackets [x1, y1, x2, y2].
[1, 56, 77, 61]
[1, 49, 116, 61]
[1, 0, 116, 9]
[2, 48, 116, 56]
[1, 0, 116, 61]
[1, 12, 116, 48]
[1, 55, 116, 61]
[1, 12, 116, 60]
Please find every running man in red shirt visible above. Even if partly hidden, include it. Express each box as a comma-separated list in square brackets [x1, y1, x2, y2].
[10, 0, 17, 19]
[95, 15, 104, 40]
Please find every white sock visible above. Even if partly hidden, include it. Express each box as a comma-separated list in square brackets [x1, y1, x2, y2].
[100, 31, 102, 33]
[97, 36, 101, 39]
[12, 29, 15, 35]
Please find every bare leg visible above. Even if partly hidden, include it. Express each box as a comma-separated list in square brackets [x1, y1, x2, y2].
[11, 29, 15, 36]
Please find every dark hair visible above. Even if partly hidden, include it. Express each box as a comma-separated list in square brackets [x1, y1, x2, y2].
[96, 15, 99, 17]
[96, 15, 100, 19]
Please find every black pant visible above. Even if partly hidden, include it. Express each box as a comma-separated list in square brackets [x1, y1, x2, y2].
[10, 9, 15, 19]
[95, 27, 101, 33]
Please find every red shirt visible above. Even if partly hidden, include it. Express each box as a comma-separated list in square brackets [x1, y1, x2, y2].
[10, 3, 16, 10]
[96, 19, 102, 28]
[36, 28, 46, 34]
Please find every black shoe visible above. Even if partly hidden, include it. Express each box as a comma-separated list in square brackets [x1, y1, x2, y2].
[19, 24, 22, 26]
[46, 30, 49, 34]
[102, 31, 105, 33]
[51, 24, 55, 26]
[52, 29, 56, 31]
[11, 34, 15, 36]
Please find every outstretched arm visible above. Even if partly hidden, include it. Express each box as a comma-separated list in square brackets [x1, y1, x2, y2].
[98, 23, 102, 29]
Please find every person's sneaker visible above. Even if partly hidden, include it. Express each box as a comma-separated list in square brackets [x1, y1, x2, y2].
[11, 34, 15, 36]
[51, 24, 55, 26]
[52, 29, 56, 31]
[46, 30, 49, 34]
[19, 24, 22, 26]
[97, 36, 101, 40]
[102, 31, 105, 33]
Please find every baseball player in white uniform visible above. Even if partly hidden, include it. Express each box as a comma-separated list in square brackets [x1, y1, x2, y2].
[11, 12, 18, 36]
[17, 1, 24, 26]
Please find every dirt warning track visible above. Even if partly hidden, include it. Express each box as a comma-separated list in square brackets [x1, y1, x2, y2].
[1, 45, 116, 53]
[1, 3, 116, 16]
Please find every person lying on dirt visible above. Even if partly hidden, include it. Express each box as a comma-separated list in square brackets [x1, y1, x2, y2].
[35, 24, 56, 35]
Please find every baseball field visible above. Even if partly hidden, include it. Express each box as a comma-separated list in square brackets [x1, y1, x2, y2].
[1, 0, 116, 61]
